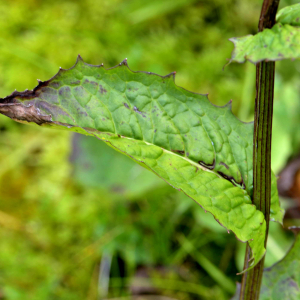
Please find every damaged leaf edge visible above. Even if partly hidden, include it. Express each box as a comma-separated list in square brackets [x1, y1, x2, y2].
[0, 55, 254, 126]
[0, 55, 267, 272]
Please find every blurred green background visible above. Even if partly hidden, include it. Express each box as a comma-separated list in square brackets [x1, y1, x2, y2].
[0, 0, 300, 299]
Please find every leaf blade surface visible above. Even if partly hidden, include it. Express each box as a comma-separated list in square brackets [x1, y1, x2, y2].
[276, 3, 300, 26]
[0, 57, 283, 269]
[230, 24, 300, 64]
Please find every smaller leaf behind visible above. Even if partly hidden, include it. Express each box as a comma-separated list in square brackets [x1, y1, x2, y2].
[232, 227, 300, 300]
[260, 227, 300, 300]
[229, 24, 300, 64]
[276, 3, 300, 26]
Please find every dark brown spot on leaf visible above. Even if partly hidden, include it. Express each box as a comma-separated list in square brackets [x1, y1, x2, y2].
[199, 159, 215, 170]
[217, 170, 245, 189]
[0, 103, 52, 125]
[219, 162, 229, 170]
[99, 85, 107, 94]
[50, 82, 61, 89]
[171, 149, 185, 155]
[133, 106, 146, 118]
[70, 80, 81, 85]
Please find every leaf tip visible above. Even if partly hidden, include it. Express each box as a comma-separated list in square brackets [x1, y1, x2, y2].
[223, 59, 232, 70]
[223, 99, 233, 110]
[228, 99, 233, 105]
[58, 66, 66, 74]
[120, 58, 128, 66]
[163, 71, 176, 81]
[75, 55, 85, 67]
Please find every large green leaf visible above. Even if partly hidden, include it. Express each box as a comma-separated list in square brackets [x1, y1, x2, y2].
[229, 23, 300, 64]
[276, 3, 300, 26]
[232, 227, 300, 300]
[0, 57, 283, 270]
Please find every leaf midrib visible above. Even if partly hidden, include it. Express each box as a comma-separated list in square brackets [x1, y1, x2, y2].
[50, 117, 245, 190]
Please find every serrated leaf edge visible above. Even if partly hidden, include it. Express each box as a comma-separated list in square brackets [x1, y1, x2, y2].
[0, 56, 266, 272]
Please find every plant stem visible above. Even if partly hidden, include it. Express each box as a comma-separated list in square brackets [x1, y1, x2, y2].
[239, 1, 280, 299]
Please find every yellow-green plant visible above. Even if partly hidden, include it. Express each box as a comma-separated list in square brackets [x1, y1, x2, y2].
[1, 1, 300, 299]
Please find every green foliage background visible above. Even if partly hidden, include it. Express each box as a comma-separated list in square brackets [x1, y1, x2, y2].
[0, 0, 299, 299]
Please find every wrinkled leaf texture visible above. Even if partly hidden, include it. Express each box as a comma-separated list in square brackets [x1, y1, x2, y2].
[230, 3, 300, 64]
[0, 57, 283, 271]
[276, 3, 300, 26]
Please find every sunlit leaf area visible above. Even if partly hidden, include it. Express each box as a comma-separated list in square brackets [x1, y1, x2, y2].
[0, 0, 299, 299]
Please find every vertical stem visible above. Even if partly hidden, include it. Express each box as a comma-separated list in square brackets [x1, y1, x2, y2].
[239, 1, 279, 299]
[239, 62, 275, 300]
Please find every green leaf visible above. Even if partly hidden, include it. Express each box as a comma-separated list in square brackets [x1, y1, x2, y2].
[260, 227, 300, 300]
[229, 24, 300, 64]
[276, 3, 300, 26]
[232, 227, 300, 300]
[0, 57, 282, 270]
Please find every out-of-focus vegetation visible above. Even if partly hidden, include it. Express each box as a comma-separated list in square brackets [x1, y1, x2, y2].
[0, 0, 299, 299]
